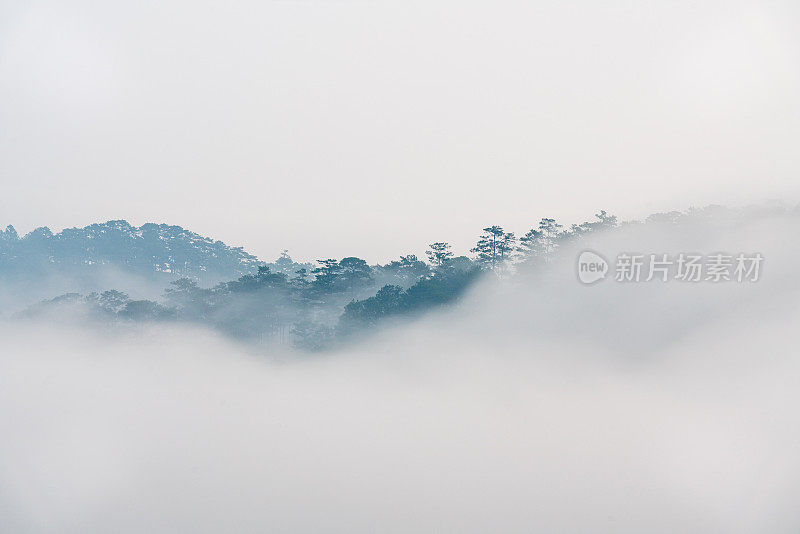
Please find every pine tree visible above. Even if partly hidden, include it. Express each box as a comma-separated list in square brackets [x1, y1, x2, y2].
[311, 259, 342, 292]
[518, 218, 564, 261]
[471, 226, 514, 271]
[426, 242, 454, 267]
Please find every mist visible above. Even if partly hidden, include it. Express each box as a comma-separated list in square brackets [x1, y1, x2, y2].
[2, 0, 800, 261]
[3, 209, 800, 533]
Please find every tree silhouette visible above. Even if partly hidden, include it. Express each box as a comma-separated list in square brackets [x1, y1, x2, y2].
[426, 242, 454, 267]
[471, 226, 515, 271]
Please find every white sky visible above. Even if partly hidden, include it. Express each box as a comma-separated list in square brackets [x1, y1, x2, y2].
[1, 0, 799, 262]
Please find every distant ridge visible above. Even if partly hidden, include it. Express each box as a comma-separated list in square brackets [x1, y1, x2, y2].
[0, 220, 261, 293]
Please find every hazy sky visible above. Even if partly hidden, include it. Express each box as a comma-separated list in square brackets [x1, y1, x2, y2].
[1, 0, 799, 261]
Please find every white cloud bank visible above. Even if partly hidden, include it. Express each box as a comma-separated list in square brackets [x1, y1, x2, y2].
[2, 208, 800, 533]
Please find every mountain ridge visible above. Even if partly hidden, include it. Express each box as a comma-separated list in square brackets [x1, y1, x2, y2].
[0, 219, 266, 310]
[0, 219, 261, 281]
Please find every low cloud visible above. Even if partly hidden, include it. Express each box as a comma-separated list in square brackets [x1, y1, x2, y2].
[2, 208, 800, 533]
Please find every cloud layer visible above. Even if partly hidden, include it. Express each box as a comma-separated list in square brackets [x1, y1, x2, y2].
[2, 209, 800, 533]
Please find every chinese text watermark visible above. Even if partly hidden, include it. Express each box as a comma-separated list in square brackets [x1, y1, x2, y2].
[577, 251, 762, 285]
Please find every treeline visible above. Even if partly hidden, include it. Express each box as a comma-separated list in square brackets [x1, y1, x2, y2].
[19, 212, 619, 350]
[0, 220, 261, 286]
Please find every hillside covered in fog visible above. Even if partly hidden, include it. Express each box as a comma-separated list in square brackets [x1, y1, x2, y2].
[0, 220, 263, 310]
[4, 204, 800, 533]
[11, 205, 787, 352]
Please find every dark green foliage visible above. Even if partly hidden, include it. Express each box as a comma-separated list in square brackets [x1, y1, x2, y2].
[15, 211, 619, 352]
[402, 264, 481, 310]
[311, 259, 343, 293]
[339, 257, 373, 294]
[426, 242, 453, 267]
[341, 285, 404, 327]
[341, 264, 482, 332]
[471, 226, 516, 271]
[376, 255, 430, 288]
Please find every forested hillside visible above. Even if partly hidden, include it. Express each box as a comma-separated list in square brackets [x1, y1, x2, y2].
[15, 210, 625, 350]
[0, 220, 260, 281]
[15, 206, 773, 351]
[0, 220, 263, 309]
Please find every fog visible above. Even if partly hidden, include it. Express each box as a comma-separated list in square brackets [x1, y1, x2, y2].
[0, 264, 171, 316]
[2, 209, 799, 532]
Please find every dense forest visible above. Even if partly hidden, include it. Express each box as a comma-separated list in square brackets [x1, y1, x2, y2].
[8, 205, 790, 349]
[12, 211, 626, 350]
[0, 220, 269, 310]
[0, 219, 261, 283]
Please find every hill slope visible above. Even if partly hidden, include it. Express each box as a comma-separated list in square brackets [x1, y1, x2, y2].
[0, 220, 261, 310]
